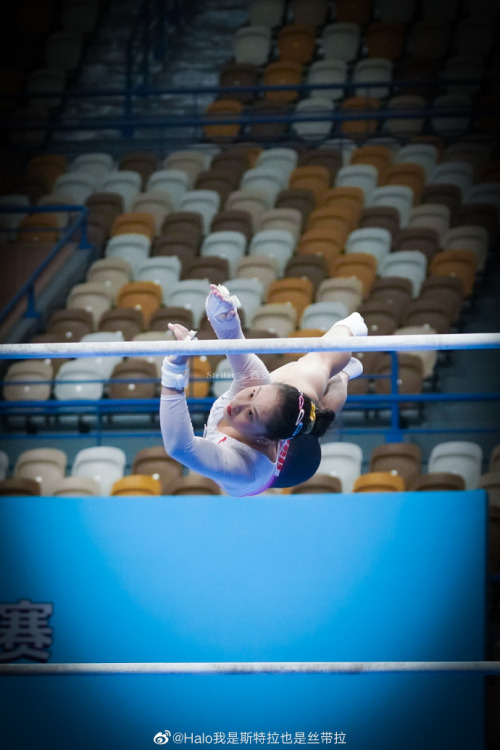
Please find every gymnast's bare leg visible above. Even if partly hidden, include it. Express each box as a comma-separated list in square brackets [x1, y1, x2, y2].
[270, 312, 367, 413]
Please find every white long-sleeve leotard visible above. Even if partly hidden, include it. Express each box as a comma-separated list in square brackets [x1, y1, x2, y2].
[159, 294, 280, 496]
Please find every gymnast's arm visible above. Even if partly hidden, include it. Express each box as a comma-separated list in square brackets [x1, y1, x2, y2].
[205, 284, 271, 395]
[159, 325, 258, 489]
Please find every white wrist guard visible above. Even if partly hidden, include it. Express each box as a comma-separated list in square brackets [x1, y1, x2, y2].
[161, 358, 190, 390]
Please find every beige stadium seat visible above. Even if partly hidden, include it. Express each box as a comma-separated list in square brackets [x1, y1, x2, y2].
[14, 448, 67, 495]
[131, 192, 172, 235]
[250, 303, 298, 336]
[52, 477, 101, 496]
[66, 282, 113, 327]
[235, 255, 279, 294]
[315, 277, 363, 313]
[163, 150, 208, 188]
[225, 190, 269, 232]
[3, 361, 52, 402]
[408, 204, 450, 245]
[86, 257, 133, 302]
[258, 207, 303, 244]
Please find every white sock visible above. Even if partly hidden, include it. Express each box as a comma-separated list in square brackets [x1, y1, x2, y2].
[342, 357, 363, 380]
[333, 312, 368, 337]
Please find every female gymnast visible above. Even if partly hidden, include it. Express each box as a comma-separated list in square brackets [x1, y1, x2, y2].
[160, 284, 367, 496]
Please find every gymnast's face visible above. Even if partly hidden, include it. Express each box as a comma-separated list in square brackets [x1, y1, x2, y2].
[224, 384, 279, 438]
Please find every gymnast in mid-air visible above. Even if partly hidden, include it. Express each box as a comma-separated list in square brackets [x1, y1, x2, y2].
[160, 284, 367, 495]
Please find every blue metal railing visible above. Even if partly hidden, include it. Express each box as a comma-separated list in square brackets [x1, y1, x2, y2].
[2, 78, 498, 141]
[1, 377, 499, 443]
[0, 205, 91, 324]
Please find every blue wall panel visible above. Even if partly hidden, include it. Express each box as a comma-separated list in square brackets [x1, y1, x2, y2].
[0, 491, 487, 749]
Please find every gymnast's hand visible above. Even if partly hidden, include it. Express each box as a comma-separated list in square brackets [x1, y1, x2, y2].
[205, 284, 241, 324]
[166, 323, 198, 366]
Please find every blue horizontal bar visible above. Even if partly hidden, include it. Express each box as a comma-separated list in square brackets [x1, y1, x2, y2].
[1, 392, 499, 416]
[0, 106, 488, 133]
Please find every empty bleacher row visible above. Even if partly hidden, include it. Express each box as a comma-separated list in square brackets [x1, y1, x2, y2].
[203, 0, 499, 144]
